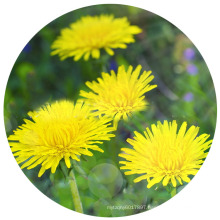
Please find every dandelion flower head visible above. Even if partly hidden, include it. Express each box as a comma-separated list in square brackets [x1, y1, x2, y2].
[8, 100, 115, 177]
[119, 120, 212, 188]
[51, 14, 142, 61]
[80, 65, 157, 126]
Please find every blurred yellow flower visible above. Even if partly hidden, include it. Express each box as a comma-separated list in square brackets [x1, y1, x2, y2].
[80, 65, 157, 126]
[8, 100, 115, 177]
[51, 15, 142, 61]
[119, 120, 212, 188]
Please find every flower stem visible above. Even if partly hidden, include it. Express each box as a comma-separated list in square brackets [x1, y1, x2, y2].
[170, 187, 177, 198]
[68, 169, 83, 213]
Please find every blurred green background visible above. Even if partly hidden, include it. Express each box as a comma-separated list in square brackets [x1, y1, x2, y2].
[4, 4, 217, 217]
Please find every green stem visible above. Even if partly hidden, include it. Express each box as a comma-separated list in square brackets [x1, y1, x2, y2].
[69, 169, 83, 213]
[170, 187, 177, 198]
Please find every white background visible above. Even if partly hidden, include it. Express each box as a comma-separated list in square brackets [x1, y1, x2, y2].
[1, 0, 220, 219]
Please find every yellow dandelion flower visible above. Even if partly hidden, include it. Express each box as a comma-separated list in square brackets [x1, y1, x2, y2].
[80, 65, 157, 126]
[8, 100, 115, 177]
[51, 15, 142, 61]
[119, 120, 212, 188]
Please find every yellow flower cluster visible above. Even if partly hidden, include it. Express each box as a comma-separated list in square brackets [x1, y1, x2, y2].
[8, 14, 212, 193]
[51, 15, 142, 61]
[8, 101, 115, 177]
[119, 120, 212, 188]
[80, 65, 157, 126]
[9, 63, 157, 177]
